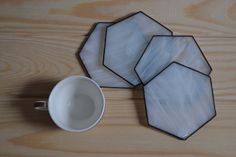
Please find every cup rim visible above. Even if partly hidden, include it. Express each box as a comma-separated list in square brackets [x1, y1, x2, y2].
[48, 75, 105, 132]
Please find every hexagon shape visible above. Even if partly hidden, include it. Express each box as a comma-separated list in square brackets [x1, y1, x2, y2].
[135, 35, 212, 85]
[79, 22, 132, 88]
[103, 11, 172, 86]
[144, 62, 216, 140]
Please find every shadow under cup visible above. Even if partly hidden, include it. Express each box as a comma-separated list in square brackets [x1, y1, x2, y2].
[48, 76, 105, 132]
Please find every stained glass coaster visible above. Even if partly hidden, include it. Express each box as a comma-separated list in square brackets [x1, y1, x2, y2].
[135, 35, 212, 85]
[103, 11, 172, 86]
[80, 22, 132, 88]
[144, 62, 216, 140]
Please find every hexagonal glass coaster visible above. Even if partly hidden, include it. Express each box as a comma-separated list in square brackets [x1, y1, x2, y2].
[80, 22, 132, 88]
[144, 62, 216, 140]
[135, 35, 212, 85]
[103, 11, 172, 86]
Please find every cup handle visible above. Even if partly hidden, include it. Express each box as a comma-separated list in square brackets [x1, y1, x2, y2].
[34, 101, 48, 111]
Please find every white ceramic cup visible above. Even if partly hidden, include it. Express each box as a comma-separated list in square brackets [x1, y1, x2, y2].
[34, 76, 105, 132]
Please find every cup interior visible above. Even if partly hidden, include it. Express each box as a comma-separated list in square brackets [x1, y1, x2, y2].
[48, 76, 105, 132]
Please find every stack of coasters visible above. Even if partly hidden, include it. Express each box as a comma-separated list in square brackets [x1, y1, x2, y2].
[79, 11, 216, 140]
